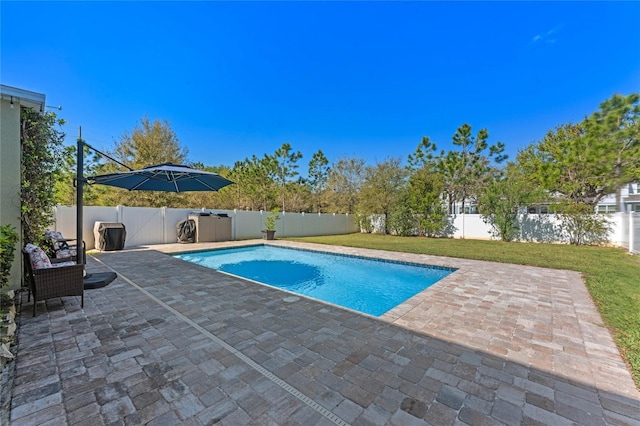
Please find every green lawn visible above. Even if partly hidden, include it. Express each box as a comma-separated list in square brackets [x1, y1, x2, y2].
[288, 233, 640, 388]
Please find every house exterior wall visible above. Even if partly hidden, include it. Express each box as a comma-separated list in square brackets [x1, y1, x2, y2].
[0, 98, 23, 289]
[0, 85, 46, 290]
[597, 182, 639, 212]
[454, 182, 640, 215]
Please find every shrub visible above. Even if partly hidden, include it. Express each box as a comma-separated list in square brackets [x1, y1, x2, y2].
[558, 203, 611, 245]
[0, 225, 19, 287]
[21, 109, 65, 245]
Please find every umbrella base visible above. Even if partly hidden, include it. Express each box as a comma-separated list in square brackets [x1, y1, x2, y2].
[84, 272, 117, 289]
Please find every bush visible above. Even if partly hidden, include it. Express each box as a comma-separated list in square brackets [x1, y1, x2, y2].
[558, 203, 611, 245]
[0, 225, 19, 287]
[21, 109, 65, 245]
[388, 201, 417, 237]
[356, 214, 374, 233]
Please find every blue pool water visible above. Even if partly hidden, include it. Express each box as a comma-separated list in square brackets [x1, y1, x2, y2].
[174, 245, 455, 316]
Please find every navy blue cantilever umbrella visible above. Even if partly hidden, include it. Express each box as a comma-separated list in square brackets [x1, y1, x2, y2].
[76, 161, 233, 282]
[88, 162, 234, 192]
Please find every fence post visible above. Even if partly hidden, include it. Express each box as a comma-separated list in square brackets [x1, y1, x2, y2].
[260, 210, 264, 237]
[630, 212, 635, 254]
[233, 209, 237, 241]
[161, 207, 167, 244]
[333, 213, 336, 235]
[344, 213, 347, 234]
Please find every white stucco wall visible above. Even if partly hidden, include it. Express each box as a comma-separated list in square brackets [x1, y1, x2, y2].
[0, 86, 46, 290]
[0, 98, 23, 289]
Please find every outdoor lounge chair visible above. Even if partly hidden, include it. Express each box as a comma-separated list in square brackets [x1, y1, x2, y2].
[43, 230, 85, 262]
[23, 244, 84, 317]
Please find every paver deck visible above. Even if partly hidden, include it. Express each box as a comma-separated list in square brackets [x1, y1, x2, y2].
[9, 240, 640, 425]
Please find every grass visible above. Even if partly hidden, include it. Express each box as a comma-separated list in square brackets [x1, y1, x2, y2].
[289, 233, 640, 388]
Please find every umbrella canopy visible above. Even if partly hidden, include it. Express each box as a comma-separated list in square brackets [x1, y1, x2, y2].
[89, 163, 234, 193]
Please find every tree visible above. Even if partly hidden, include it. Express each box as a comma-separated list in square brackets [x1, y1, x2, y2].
[21, 109, 66, 244]
[518, 122, 609, 206]
[518, 93, 640, 209]
[439, 124, 507, 214]
[186, 164, 236, 209]
[229, 159, 254, 210]
[438, 150, 463, 215]
[358, 158, 408, 234]
[274, 143, 303, 211]
[409, 127, 506, 215]
[405, 140, 449, 236]
[112, 117, 187, 168]
[387, 190, 417, 236]
[324, 157, 366, 214]
[285, 178, 312, 213]
[54, 144, 104, 206]
[99, 117, 189, 207]
[477, 164, 543, 242]
[308, 149, 330, 212]
[515, 93, 640, 245]
[230, 154, 278, 211]
[407, 136, 437, 169]
[584, 93, 640, 209]
[407, 167, 447, 237]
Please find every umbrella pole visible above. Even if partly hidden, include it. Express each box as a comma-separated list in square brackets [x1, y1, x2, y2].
[74, 134, 136, 265]
[76, 130, 85, 265]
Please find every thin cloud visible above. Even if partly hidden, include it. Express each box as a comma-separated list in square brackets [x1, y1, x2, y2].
[531, 25, 563, 44]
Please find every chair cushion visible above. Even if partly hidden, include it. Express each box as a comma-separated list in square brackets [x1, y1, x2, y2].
[55, 248, 77, 259]
[44, 230, 67, 250]
[51, 261, 76, 268]
[24, 243, 52, 269]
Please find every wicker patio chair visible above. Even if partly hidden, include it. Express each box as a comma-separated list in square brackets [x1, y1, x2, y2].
[23, 245, 84, 317]
[43, 230, 85, 262]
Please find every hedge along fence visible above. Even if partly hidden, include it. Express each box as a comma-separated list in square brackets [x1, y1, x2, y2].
[52, 205, 359, 250]
[367, 211, 636, 249]
[51, 205, 637, 251]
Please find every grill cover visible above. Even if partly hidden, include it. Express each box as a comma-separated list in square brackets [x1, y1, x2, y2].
[95, 222, 126, 251]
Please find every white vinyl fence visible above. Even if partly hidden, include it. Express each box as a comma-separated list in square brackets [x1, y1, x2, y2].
[629, 212, 640, 254]
[369, 212, 636, 251]
[53, 205, 638, 253]
[53, 205, 359, 250]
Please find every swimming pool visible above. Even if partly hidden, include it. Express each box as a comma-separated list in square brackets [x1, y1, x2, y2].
[175, 245, 455, 316]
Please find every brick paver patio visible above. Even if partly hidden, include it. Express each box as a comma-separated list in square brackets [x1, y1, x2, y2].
[9, 240, 640, 425]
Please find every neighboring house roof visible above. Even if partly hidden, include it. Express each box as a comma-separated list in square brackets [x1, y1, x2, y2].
[623, 194, 640, 204]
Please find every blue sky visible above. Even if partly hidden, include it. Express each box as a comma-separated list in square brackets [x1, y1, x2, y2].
[2, 1, 639, 173]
